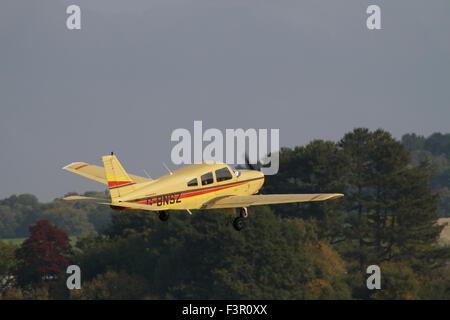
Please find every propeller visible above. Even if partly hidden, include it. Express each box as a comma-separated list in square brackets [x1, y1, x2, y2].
[244, 153, 261, 171]
[242, 153, 270, 195]
[235, 152, 272, 172]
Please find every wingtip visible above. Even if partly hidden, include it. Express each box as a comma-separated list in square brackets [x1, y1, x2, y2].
[62, 162, 83, 170]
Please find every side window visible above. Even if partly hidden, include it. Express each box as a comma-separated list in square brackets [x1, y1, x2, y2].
[201, 172, 214, 186]
[187, 178, 198, 187]
[215, 167, 233, 182]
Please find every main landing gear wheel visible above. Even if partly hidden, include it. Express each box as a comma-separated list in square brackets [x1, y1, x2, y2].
[159, 211, 169, 221]
[232, 207, 248, 231]
[233, 217, 245, 231]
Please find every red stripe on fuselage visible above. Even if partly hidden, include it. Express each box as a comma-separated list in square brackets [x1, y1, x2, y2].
[108, 181, 133, 188]
[180, 183, 244, 199]
[136, 182, 246, 205]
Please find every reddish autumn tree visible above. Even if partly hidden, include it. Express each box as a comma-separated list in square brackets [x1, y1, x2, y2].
[14, 220, 72, 290]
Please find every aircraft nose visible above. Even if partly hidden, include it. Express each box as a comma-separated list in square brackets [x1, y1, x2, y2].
[258, 171, 264, 188]
[254, 170, 265, 188]
[241, 169, 264, 183]
[257, 170, 264, 180]
[256, 171, 265, 193]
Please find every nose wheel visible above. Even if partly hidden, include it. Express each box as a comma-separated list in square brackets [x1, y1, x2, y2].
[159, 211, 169, 221]
[233, 207, 248, 231]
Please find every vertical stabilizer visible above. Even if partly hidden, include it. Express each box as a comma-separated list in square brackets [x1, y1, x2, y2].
[102, 153, 136, 200]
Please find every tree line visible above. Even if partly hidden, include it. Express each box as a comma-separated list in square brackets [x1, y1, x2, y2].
[0, 191, 111, 238]
[401, 132, 450, 217]
[0, 131, 448, 240]
[0, 128, 449, 299]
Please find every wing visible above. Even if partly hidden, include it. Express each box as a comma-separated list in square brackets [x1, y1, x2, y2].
[63, 162, 151, 185]
[63, 195, 167, 211]
[202, 193, 344, 209]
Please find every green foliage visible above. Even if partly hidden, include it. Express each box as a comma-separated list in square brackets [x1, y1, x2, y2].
[402, 133, 425, 152]
[418, 263, 450, 300]
[1, 287, 49, 300]
[0, 240, 18, 293]
[402, 132, 450, 217]
[263, 128, 449, 299]
[423, 133, 450, 157]
[437, 187, 450, 219]
[341, 130, 448, 277]
[263, 140, 348, 241]
[104, 210, 158, 239]
[0, 191, 111, 238]
[0, 194, 40, 238]
[0, 206, 19, 238]
[72, 207, 350, 300]
[70, 270, 149, 300]
[0, 128, 448, 300]
[73, 232, 151, 283]
[41, 207, 95, 236]
[370, 262, 420, 300]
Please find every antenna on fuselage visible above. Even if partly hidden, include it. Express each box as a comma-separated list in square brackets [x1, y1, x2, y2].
[143, 169, 152, 179]
[162, 162, 173, 175]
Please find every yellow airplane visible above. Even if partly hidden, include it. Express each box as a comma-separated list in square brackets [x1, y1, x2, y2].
[63, 153, 343, 231]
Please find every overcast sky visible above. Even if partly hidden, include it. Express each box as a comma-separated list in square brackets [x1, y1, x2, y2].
[0, 0, 449, 202]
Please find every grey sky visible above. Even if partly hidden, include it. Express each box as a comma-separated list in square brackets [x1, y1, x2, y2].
[0, 0, 449, 202]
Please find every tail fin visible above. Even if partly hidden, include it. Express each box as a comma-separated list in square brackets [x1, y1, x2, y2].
[102, 153, 136, 200]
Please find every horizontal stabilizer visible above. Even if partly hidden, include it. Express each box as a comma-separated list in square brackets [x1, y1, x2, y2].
[63, 162, 151, 185]
[63, 195, 107, 201]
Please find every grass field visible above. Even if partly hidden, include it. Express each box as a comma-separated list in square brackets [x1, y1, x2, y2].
[0, 236, 78, 247]
[438, 218, 450, 246]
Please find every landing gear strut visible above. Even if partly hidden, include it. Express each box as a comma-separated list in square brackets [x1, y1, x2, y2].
[239, 207, 248, 219]
[233, 207, 248, 231]
[159, 211, 169, 221]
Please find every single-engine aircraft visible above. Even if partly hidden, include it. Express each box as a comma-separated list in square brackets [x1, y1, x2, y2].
[63, 153, 343, 231]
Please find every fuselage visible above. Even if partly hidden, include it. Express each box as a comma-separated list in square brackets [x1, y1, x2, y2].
[117, 162, 264, 210]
